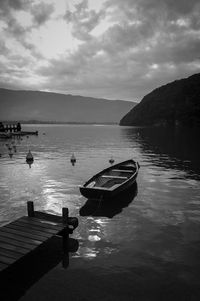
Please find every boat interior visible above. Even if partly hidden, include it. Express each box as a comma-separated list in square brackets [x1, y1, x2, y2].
[86, 163, 137, 190]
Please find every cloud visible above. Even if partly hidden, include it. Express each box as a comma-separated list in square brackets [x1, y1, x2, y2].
[0, 0, 28, 12]
[0, 0, 200, 101]
[64, 0, 105, 41]
[31, 2, 54, 26]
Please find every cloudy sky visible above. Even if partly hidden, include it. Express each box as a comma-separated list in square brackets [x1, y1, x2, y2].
[0, 0, 200, 102]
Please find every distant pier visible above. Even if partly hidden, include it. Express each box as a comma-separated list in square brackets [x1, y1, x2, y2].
[0, 122, 38, 137]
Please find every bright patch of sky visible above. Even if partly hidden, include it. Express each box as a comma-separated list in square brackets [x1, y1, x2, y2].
[15, 11, 33, 27]
[30, 20, 76, 58]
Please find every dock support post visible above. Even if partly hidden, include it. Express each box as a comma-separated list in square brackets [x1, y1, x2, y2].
[62, 207, 69, 264]
[27, 201, 35, 217]
[62, 207, 69, 224]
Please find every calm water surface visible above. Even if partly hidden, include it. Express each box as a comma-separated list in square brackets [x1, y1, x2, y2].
[0, 125, 200, 300]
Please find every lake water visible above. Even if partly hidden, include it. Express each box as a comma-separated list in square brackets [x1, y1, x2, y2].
[0, 125, 200, 300]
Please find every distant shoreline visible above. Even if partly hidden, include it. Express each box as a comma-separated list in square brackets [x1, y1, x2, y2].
[1, 120, 118, 125]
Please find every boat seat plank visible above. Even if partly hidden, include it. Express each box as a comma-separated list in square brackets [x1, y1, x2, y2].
[116, 165, 135, 170]
[112, 169, 134, 172]
[101, 175, 127, 179]
[85, 186, 110, 190]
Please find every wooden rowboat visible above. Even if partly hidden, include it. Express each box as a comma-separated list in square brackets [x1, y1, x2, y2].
[79, 159, 140, 200]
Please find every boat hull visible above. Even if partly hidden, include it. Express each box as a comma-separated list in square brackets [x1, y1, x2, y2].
[79, 159, 139, 200]
[80, 176, 137, 200]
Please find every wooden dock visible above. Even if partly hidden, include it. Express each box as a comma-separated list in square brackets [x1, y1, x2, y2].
[0, 201, 78, 273]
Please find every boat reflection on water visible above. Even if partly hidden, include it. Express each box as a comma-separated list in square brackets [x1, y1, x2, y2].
[79, 182, 138, 218]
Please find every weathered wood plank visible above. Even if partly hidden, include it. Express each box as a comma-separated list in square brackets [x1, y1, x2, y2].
[0, 262, 8, 272]
[0, 236, 36, 250]
[15, 218, 63, 234]
[0, 247, 23, 260]
[4, 223, 52, 239]
[0, 255, 16, 265]
[20, 216, 63, 231]
[0, 241, 28, 255]
[34, 211, 63, 224]
[0, 230, 41, 246]
[13, 220, 58, 235]
[0, 226, 47, 242]
[13, 220, 59, 236]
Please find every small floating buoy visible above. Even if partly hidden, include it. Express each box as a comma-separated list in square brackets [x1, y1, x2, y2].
[109, 156, 114, 164]
[70, 153, 76, 166]
[9, 150, 13, 158]
[26, 150, 34, 168]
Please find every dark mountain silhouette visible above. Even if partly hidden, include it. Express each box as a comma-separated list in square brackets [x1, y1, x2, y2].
[120, 73, 200, 127]
[0, 89, 136, 124]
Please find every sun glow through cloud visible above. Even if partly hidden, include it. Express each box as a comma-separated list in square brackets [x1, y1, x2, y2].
[0, 0, 200, 100]
[30, 20, 76, 58]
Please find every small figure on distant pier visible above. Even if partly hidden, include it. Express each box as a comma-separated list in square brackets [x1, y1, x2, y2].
[17, 122, 21, 132]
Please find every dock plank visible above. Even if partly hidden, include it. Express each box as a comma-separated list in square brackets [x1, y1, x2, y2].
[0, 247, 23, 260]
[14, 220, 60, 235]
[0, 254, 16, 265]
[0, 226, 47, 242]
[4, 223, 52, 239]
[15, 218, 63, 234]
[0, 236, 37, 251]
[0, 241, 28, 255]
[0, 230, 41, 246]
[0, 262, 8, 272]
[20, 216, 64, 231]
